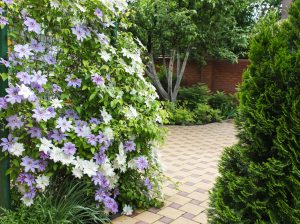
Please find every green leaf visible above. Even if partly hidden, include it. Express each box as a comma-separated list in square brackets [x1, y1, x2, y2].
[0, 73, 8, 81]
[82, 60, 89, 66]
[89, 91, 98, 101]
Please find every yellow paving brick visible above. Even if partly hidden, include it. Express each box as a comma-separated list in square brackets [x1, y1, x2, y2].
[111, 216, 138, 224]
[157, 207, 185, 219]
[168, 194, 191, 205]
[170, 217, 198, 224]
[179, 203, 206, 215]
[134, 211, 162, 223]
[193, 212, 208, 224]
[187, 191, 209, 201]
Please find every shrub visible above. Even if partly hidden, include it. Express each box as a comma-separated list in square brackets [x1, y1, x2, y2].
[209, 4, 300, 223]
[163, 101, 195, 125]
[178, 84, 210, 109]
[193, 104, 221, 125]
[208, 91, 238, 119]
[0, 0, 164, 214]
[0, 173, 109, 224]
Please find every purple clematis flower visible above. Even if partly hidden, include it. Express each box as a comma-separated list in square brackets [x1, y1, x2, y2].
[30, 39, 45, 52]
[65, 109, 79, 119]
[103, 196, 118, 214]
[1, 134, 18, 152]
[36, 160, 48, 172]
[28, 127, 42, 138]
[16, 72, 32, 85]
[144, 178, 152, 190]
[56, 117, 72, 133]
[87, 134, 97, 146]
[51, 129, 67, 142]
[47, 107, 56, 119]
[0, 58, 10, 67]
[0, 97, 7, 109]
[17, 173, 35, 186]
[95, 189, 109, 202]
[0, 16, 8, 26]
[135, 157, 149, 170]
[44, 54, 56, 65]
[96, 132, 107, 144]
[3, 0, 13, 5]
[6, 114, 23, 130]
[31, 82, 44, 93]
[24, 17, 41, 34]
[40, 151, 50, 160]
[124, 140, 135, 152]
[32, 106, 51, 122]
[65, 75, 81, 88]
[89, 118, 100, 125]
[91, 73, 104, 86]
[95, 33, 109, 45]
[94, 8, 103, 20]
[53, 84, 62, 93]
[71, 25, 88, 42]
[21, 156, 39, 173]
[5, 86, 23, 104]
[24, 187, 37, 200]
[113, 188, 120, 199]
[93, 151, 106, 165]
[92, 172, 109, 188]
[62, 142, 76, 155]
[32, 70, 47, 85]
[14, 44, 33, 59]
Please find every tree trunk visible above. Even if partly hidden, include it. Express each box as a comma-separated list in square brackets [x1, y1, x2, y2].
[146, 49, 190, 102]
[172, 49, 190, 102]
[282, 0, 293, 19]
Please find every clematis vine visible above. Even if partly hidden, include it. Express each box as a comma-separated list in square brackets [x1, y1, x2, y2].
[0, 0, 165, 214]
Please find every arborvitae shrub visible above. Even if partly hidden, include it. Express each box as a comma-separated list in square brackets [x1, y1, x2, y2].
[208, 1, 300, 223]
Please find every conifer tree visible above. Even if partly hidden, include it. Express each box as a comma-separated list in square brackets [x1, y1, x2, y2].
[208, 1, 300, 223]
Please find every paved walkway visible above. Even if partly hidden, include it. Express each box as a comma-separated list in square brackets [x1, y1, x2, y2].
[112, 122, 237, 224]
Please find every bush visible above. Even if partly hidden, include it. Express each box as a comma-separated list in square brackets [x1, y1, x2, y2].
[178, 84, 210, 109]
[193, 104, 221, 124]
[209, 4, 300, 223]
[163, 101, 195, 125]
[0, 174, 109, 224]
[0, 0, 164, 214]
[208, 91, 239, 119]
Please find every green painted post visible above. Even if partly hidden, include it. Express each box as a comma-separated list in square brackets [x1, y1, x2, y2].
[0, 9, 11, 211]
[111, 19, 119, 46]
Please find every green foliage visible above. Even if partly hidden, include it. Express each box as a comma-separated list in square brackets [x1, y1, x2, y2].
[129, 0, 197, 54]
[208, 91, 239, 119]
[163, 101, 195, 125]
[0, 174, 109, 224]
[129, 0, 251, 63]
[178, 84, 210, 108]
[193, 104, 221, 125]
[209, 2, 300, 223]
[163, 83, 238, 125]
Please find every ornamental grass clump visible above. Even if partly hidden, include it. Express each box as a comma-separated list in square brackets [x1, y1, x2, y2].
[209, 1, 300, 223]
[0, 0, 165, 214]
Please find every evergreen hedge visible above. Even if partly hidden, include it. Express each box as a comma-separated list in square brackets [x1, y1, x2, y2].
[208, 1, 300, 223]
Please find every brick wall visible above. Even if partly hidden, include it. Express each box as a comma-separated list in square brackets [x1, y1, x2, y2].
[181, 59, 250, 93]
